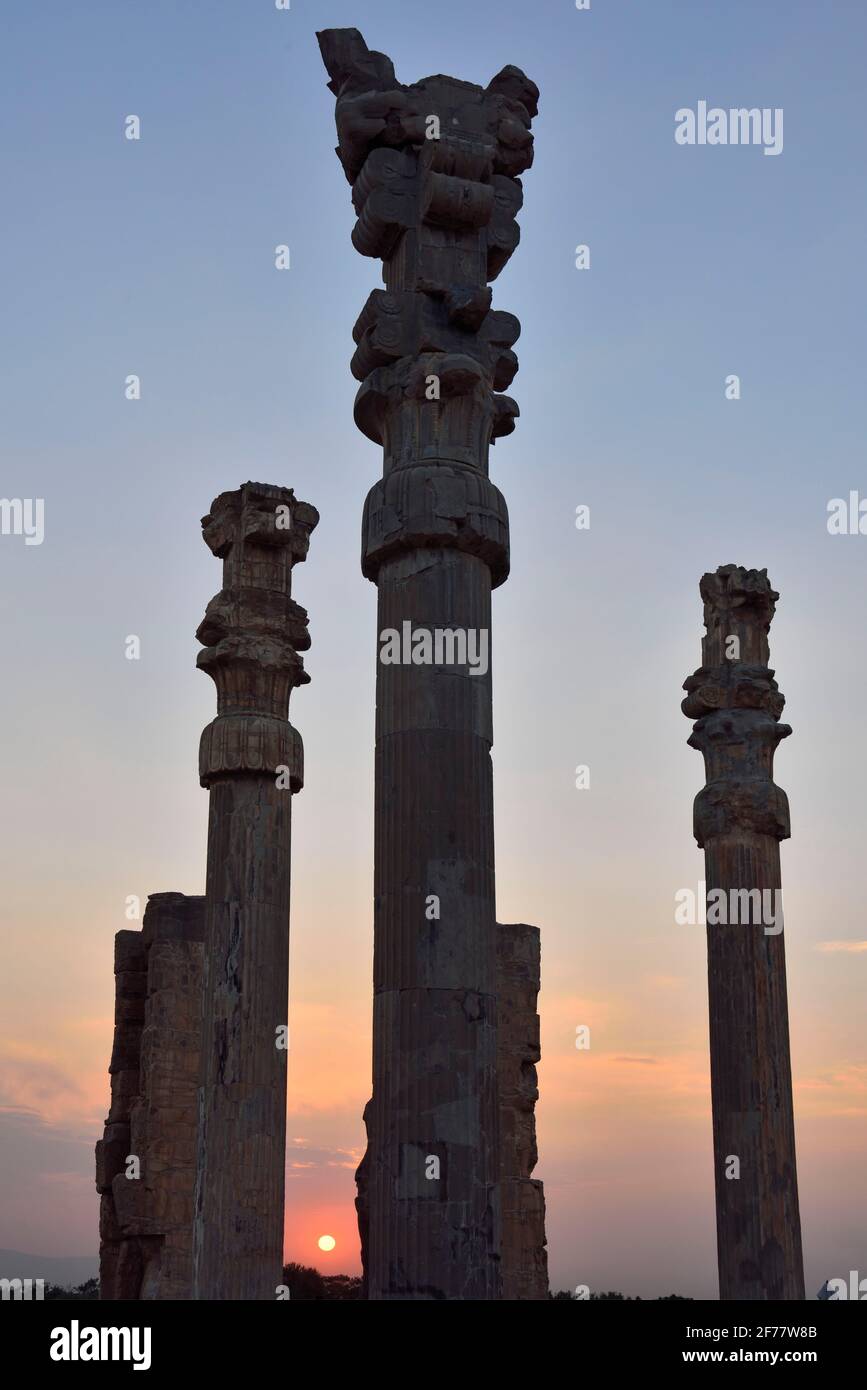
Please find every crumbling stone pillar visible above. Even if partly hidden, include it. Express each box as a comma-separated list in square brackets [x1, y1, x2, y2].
[97, 929, 147, 1299]
[497, 924, 548, 1300]
[192, 482, 317, 1301]
[318, 27, 539, 1299]
[96, 892, 205, 1300]
[682, 564, 805, 1300]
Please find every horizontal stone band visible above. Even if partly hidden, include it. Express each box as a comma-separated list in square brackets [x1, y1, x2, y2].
[693, 779, 791, 846]
[198, 714, 304, 789]
[362, 463, 510, 585]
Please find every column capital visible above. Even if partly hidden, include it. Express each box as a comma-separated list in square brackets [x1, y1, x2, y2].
[196, 481, 317, 780]
[317, 27, 537, 522]
[683, 565, 791, 846]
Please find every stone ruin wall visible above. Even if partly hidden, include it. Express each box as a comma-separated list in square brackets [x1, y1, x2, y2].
[497, 923, 548, 1300]
[98, 900, 548, 1299]
[96, 892, 204, 1300]
[355, 921, 548, 1299]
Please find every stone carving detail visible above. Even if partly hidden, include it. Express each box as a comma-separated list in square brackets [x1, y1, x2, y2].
[96, 893, 205, 1300]
[319, 27, 545, 1300]
[683, 565, 791, 847]
[319, 23, 536, 509]
[361, 463, 510, 584]
[682, 564, 804, 1301]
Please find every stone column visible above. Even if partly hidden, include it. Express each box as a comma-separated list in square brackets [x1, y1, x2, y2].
[133, 894, 205, 1300]
[192, 481, 317, 1301]
[682, 564, 804, 1300]
[318, 27, 538, 1299]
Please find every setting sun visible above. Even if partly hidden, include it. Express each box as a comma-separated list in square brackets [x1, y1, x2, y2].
[317, 1235, 336, 1253]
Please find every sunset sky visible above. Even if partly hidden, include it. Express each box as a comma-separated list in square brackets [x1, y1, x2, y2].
[2, 0, 866, 1298]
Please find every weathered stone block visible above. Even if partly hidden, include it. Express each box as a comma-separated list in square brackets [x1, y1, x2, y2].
[497, 923, 547, 1299]
[97, 893, 205, 1300]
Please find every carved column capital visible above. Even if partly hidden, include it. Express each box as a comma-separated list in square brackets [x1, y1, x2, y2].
[196, 481, 317, 785]
[317, 25, 536, 509]
[683, 565, 791, 847]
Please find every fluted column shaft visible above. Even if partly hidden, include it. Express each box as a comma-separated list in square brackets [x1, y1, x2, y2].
[370, 548, 499, 1298]
[195, 780, 292, 1299]
[703, 832, 802, 1299]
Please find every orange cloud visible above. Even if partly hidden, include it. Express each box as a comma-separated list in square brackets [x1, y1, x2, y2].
[0, 1047, 100, 1128]
[816, 941, 867, 953]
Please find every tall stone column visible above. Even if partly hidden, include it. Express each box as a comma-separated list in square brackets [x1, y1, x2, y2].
[682, 564, 804, 1300]
[192, 481, 318, 1301]
[318, 27, 538, 1300]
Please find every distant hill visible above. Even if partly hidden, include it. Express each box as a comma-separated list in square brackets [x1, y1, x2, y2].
[0, 1250, 98, 1289]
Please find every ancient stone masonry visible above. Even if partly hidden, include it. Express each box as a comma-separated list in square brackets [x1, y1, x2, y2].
[96, 893, 204, 1300]
[192, 481, 318, 1300]
[682, 564, 805, 1300]
[318, 27, 546, 1299]
[497, 924, 549, 1301]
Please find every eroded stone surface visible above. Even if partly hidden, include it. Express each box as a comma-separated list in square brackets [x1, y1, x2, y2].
[497, 924, 548, 1300]
[96, 893, 204, 1300]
